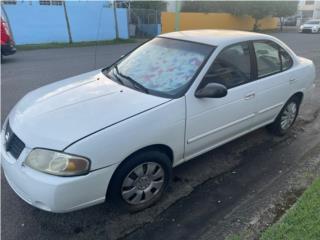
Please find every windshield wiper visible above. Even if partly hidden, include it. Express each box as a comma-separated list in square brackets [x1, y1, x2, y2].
[115, 65, 149, 94]
[102, 67, 124, 86]
[112, 66, 124, 85]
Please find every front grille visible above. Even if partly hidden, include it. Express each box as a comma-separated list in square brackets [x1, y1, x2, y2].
[302, 29, 312, 33]
[5, 123, 25, 159]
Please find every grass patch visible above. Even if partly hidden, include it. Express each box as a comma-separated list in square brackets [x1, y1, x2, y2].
[261, 178, 320, 240]
[225, 234, 243, 240]
[225, 230, 251, 240]
[16, 39, 137, 51]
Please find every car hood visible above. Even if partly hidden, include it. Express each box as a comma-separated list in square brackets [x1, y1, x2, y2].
[9, 70, 170, 150]
[302, 24, 319, 28]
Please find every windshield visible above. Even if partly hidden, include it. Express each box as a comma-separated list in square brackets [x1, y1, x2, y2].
[305, 20, 320, 24]
[105, 37, 214, 98]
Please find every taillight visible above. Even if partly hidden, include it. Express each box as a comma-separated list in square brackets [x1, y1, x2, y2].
[1, 17, 10, 35]
[2, 20, 10, 36]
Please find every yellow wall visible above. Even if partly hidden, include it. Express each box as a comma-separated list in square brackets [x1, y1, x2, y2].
[161, 12, 278, 33]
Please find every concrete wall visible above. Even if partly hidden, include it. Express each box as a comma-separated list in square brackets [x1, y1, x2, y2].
[2, 1, 129, 45]
[115, 8, 130, 39]
[3, 3, 69, 44]
[161, 12, 278, 33]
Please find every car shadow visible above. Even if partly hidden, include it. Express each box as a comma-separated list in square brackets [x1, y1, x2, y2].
[1, 56, 19, 64]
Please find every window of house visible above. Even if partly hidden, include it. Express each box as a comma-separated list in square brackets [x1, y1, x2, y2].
[201, 42, 251, 89]
[306, 0, 315, 5]
[2, 0, 17, 4]
[51, 0, 63, 6]
[39, 0, 50, 5]
[39, 0, 63, 6]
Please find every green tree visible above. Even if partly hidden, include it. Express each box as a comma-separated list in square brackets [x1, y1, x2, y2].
[181, 1, 235, 13]
[181, 1, 292, 31]
[272, 1, 298, 32]
[126, 0, 167, 11]
[233, 1, 275, 31]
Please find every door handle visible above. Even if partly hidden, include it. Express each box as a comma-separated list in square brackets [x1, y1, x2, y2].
[244, 92, 255, 100]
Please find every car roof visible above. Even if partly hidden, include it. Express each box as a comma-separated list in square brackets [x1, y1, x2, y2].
[159, 29, 274, 46]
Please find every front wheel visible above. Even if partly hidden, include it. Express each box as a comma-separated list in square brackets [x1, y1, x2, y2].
[108, 150, 172, 212]
[267, 96, 300, 136]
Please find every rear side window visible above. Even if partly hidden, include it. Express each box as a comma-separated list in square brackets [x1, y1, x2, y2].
[201, 42, 251, 89]
[253, 41, 281, 78]
[279, 48, 293, 71]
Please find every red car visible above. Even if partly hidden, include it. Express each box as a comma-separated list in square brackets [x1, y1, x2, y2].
[1, 16, 16, 57]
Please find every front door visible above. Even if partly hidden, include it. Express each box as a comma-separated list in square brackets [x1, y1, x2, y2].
[185, 42, 256, 159]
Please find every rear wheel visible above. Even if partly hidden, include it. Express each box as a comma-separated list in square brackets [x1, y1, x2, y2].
[108, 150, 172, 212]
[267, 96, 300, 136]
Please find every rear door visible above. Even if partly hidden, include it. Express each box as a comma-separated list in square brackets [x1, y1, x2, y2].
[250, 40, 294, 127]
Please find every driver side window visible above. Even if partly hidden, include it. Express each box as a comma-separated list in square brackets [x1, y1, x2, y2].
[201, 42, 251, 89]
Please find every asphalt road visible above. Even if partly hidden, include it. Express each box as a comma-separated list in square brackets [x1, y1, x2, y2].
[1, 32, 320, 240]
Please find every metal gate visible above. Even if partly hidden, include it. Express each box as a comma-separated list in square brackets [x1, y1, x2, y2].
[128, 8, 161, 38]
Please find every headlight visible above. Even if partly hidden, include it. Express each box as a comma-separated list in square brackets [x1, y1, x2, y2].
[300, 25, 304, 30]
[312, 26, 317, 30]
[25, 149, 90, 176]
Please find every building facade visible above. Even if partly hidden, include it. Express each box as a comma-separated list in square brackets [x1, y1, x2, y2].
[298, 0, 320, 19]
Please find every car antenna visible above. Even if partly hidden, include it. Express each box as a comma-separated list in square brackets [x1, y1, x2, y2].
[94, 5, 104, 70]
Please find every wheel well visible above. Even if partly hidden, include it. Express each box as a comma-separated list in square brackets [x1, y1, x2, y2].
[291, 92, 304, 104]
[125, 144, 174, 164]
[105, 144, 174, 199]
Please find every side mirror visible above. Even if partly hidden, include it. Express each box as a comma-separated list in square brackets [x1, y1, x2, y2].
[195, 83, 228, 98]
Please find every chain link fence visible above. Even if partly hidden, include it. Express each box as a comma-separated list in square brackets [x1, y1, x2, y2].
[128, 8, 161, 38]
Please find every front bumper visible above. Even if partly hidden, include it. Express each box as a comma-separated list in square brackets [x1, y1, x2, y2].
[300, 28, 318, 33]
[1, 136, 118, 213]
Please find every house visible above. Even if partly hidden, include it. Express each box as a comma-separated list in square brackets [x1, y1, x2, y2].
[298, 0, 320, 19]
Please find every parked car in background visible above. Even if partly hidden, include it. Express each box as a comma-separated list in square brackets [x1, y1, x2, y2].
[299, 19, 320, 33]
[1, 16, 16, 58]
[2, 30, 316, 213]
[284, 16, 298, 26]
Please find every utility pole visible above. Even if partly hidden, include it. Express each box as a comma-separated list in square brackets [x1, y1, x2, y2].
[174, 0, 181, 31]
[128, 0, 131, 25]
[63, 1, 73, 44]
[113, 0, 119, 39]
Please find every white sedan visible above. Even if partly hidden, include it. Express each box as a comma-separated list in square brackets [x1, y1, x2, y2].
[2, 30, 315, 213]
[299, 19, 320, 33]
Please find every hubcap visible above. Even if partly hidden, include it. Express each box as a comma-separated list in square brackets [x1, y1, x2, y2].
[280, 102, 297, 130]
[121, 162, 165, 205]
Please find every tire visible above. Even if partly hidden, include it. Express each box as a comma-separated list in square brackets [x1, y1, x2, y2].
[108, 149, 172, 212]
[267, 96, 300, 136]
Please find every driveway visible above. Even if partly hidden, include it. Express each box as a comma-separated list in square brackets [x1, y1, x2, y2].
[1, 32, 320, 240]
